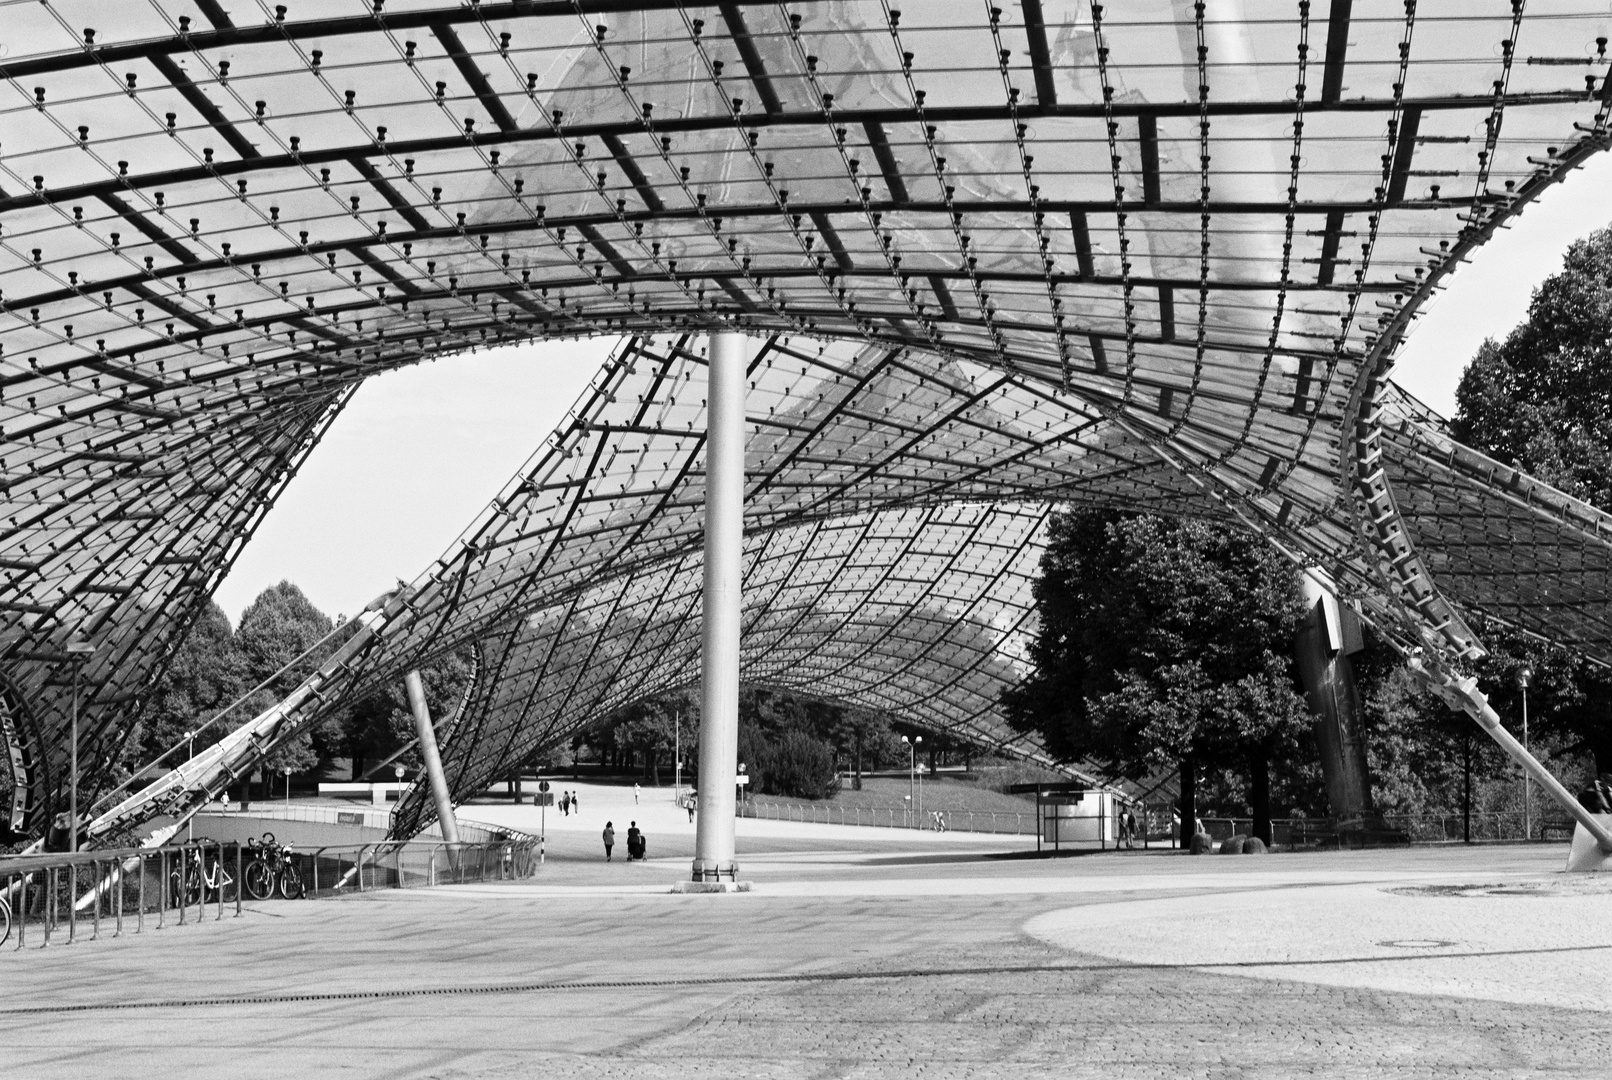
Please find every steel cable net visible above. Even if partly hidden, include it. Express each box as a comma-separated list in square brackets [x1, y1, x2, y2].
[0, 1, 1610, 840]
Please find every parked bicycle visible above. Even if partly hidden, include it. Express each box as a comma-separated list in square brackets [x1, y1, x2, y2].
[243, 833, 304, 900]
[0, 892, 9, 947]
[170, 842, 237, 906]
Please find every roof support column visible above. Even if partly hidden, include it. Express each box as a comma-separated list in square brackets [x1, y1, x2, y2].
[691, 332, 745, 883]
[406, 669, 459, 844]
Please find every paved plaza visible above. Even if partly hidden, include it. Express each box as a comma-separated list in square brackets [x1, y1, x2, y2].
[3, 833, 1607, 1079]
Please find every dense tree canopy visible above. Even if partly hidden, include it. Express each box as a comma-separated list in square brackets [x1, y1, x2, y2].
[1001, 509, 1313, 838]
[134, 600, 249, 764]
[588, 685, 908, 799]
[1002, 510, 1310, 770]
[119, 583, 480, 787]
[1454, 224, 1612, 509]
[1453, 222, 1612, 778]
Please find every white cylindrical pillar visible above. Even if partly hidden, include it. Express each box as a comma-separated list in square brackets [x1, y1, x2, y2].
[692, 332, 745, 882]
[405, 669, 459, 844]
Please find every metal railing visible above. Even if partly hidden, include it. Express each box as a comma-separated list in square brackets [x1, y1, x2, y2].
[738, 800, 1037, 834]
[297, 838, 539, 897]
[1, 841, 251, 952]
[0, 834, 538, 954]
[1381, 811, 1577, 843]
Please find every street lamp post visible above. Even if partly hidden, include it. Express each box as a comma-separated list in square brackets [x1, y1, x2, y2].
[901, 734, 922, 828]
[283, 766, 292, 805]
[64, 640, 94, 853]
[1517, 665, 1533, 841]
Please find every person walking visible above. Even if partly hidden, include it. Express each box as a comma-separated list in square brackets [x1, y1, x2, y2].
[634, 782, 640, 805]
[686, 790, 697, 823]
[560, 791, 570, 816]
[627, 821, 643, 860]
[602, 821, 615, 861]
[572, 790, 580, 814]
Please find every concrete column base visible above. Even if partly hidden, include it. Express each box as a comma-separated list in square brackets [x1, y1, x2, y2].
[1566, 814, 1612, 872]
[670, 880, 752, 894]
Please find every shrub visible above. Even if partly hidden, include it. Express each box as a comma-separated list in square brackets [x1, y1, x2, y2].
[758, 730, 842, 800]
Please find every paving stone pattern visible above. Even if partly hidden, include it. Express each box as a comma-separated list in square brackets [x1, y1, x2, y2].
[0, 845, 1602, 1078]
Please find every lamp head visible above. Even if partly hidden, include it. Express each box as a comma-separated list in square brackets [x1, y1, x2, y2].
[1517, 665, 1534, 689]
[914, 736, 922, 745]
[900, 735, 909, 745]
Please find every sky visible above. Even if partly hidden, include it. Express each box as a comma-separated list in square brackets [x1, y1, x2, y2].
[212, 155, 1612, 625]
[212, 338, 614, 623]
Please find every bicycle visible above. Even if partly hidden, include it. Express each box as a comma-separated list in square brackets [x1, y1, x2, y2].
[0, 893, 9, 947]
[243, 833, 304, 900]
[170, 842, 236, 906]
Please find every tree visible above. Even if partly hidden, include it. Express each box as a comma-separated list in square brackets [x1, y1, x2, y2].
[1001, 509, 1312, 845]
[235, 582, 342, 771]
[1454, 224, 1612, 509]
[1453, 223, 1612, 778]
[610, 692, 691, 785]
[136, 600, 249, 763]
[751, 729, 841, 800]
[341, 647, 476, 779]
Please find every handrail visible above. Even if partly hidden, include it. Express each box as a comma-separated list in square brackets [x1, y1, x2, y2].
[1, 834, 538, 955]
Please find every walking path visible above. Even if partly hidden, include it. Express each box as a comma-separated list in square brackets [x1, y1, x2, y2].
[468, 778, 1042, 849]
[2, 833, 1603, 1078]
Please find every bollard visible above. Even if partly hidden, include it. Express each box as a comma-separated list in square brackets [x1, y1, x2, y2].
[235, 844, 243, 917]
[67, 863, 77, 944]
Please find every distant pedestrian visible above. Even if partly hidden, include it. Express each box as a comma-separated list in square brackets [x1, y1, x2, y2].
[627, 821, 644, 860]
[634, 783, 640, 805]
[602, 821, 615, 861]
[221, 791, 231, 814]
[686, 790, 697, 823]
[560, 791, 570, 816]
[572, 791, 580, 814]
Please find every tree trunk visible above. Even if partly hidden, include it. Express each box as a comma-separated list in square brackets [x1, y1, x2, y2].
[1587, 725, 1612, 780]
[352, 754, 365, 781]
[1249, 742, 1272, 846]
[1178, 755, 1197, 849]
[1463, 730, 1473, 844]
